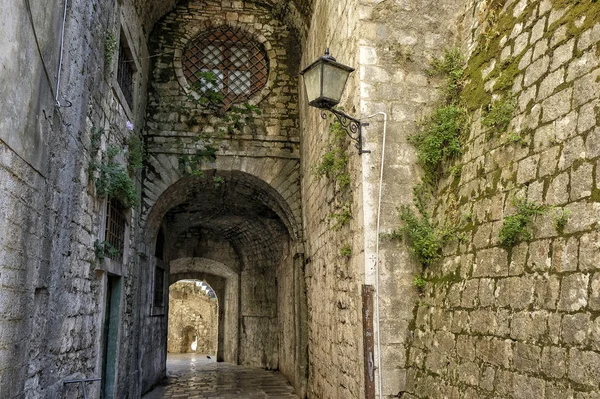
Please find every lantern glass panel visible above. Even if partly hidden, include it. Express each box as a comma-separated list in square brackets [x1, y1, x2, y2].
[322, 63, 350, 105]
[302, 63, 323, 105]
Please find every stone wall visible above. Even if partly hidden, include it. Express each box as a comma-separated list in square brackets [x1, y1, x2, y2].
[0, 0, 151, 397]
[167, 281, 218, 354]
[300, 0, 465, 397]
[300, 1, 365, 398]
[404, 0, 600, 397]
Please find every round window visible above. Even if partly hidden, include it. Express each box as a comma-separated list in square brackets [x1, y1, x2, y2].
[182, 26, 270, 106]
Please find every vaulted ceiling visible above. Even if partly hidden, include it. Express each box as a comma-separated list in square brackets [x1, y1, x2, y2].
[134, 0, 315, 37]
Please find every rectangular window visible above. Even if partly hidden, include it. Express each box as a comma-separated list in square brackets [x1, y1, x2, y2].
[117, 39, 135, 109]
[153, 265, 165, 307]
[104, 198, 126, 261]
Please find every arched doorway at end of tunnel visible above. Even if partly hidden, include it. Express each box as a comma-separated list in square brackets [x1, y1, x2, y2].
[167, 280, 218, 357]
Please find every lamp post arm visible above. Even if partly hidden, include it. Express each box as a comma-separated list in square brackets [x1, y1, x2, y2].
[320, 107, 370, 154]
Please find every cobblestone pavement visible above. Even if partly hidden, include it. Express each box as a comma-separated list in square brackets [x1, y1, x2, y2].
[142, 353, 299, 399]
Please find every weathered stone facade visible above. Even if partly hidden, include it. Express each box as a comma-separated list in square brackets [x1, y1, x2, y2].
[2, 0, 600, 398]
[167, 281, 218, 354]
[404, 1, 600, 398]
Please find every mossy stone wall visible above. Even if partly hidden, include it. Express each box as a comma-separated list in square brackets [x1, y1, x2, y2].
[404, 1, 600, 397]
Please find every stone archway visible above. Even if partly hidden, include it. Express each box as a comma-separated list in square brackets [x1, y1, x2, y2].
[170, 258, 240, 363]
[139, 171, 307, 398]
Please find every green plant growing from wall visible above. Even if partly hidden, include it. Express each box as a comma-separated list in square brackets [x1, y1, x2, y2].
[93, 146, 139, 208]
[329, 203, 352, 230]
[127, 134, 145, 172]
[552, 208, 570, 234]
[339, 244, 352, 258]
[409, 105, 467, 186]
[177, 139, 218, 177]
[90, 126, 104, 154]
[94, 239, 119, 261]
[105, 32, 117, 69]
[482, 96, 516, 134]
[313, 119, 351, 191]
[189, 71, 262, 136]
[498, 197, 547, 248]
[408, 48, 469, 187]
[507, 131, 529, 147]
[392, 184, 453, 267]
[397, 205, 443, 267]
[413, 275, 427, 291]
[430, 48, 465, 103]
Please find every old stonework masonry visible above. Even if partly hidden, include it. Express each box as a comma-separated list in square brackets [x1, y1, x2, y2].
[1, 0, 600, 398]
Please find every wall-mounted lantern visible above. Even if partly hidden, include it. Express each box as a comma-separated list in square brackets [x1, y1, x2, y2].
[300, 49, 369, 154]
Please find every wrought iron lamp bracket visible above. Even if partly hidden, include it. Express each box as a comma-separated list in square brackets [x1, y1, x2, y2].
[320, 107, 370, 154]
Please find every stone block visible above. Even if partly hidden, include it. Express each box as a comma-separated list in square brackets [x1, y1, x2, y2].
[542, 87, 573, 123]
[528, 239, 551, 271]
[524, 55, 549, 87]
[509, 242, 528, 276]
[571, 162, 593, 200]
[456, 361, 479, 386]
[561, 312, 590, 346]
[512, 373, 545, 399]
[469, 309, 495, 335]
[530, 16, 547, 44]
[494, 369, 514, 397]
[533, 37, 549, 61]
[546, 381, 574, 399]
[516, 155, 539, 184]
[558, 273, 589, 312]
[495, 276, 533, 309]
[533, 273, 560, 310]
[558, 136, 585, 171]
[577, 23, 600, 52]
[568, 50, 600, 82]
[456, 335, 476, 361]
[590, 274, 600, 311]
[476, 337, 512, 368]
[575, 68, 600, 108]
[541, 345, 567, 379]
[478, 278, 495, 307]
[537, 67, 564, 101]
[473, 222, 493, 249]
[382, 368, 406, 396]
[548, 312, 562, 345]
[513, 342, 541, 374]
[550, 24, 568, 47]
[461, 279, 479, 309]
[568, 348, 600, 387]
[550, 38, 574, 72]
[473, 248, 509, 277]
[545, 171, 570, 205]
[552, 237, 578, 273]
[580, 231, 600, 272]
[586, 127, 600, 159]
[511, 310, 548, 342]
[577, 100, 599, 134]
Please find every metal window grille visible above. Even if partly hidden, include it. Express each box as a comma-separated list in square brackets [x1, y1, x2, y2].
[117, 42, 134, 109]
[153, 265, 165, 307]
[104, 198, 126, 261]
[182, 26, 269, 105]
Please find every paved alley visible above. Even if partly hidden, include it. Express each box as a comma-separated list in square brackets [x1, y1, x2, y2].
[142, 353, 300, 399]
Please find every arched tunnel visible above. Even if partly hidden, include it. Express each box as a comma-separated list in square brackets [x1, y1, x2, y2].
[140, 170, 307, 396]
